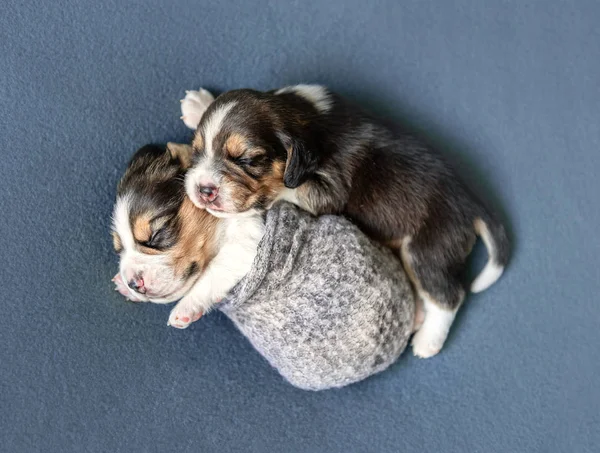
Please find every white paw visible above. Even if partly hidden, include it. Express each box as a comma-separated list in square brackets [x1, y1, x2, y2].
[180, 88, 214, 129]
[167, 303, 203, 329]
[411, 328, 445, 359]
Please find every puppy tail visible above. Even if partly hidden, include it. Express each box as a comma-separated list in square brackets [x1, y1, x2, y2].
[470, 214, 510, 293]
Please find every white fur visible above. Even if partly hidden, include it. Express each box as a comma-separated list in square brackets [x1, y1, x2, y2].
[168, 214, 264, 328]
[471, 217, 504, 293]
[113, 195, 135, 250]
[471, 262, 503, 293]
[183, 99, 238, 209]
[180, 89, 215, 130]
[184, 154, 220, 205]
[411, 298, 458, 359]
[202, 101, 237, 158]
[185, 157, 260, 214]
[275, 84, 332, 113]
[184, 162, 205, 208]
[205, 207, 262, 219]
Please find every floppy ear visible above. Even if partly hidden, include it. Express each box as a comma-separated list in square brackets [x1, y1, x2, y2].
[281, 135, 320, 188]
[167, 142, 194, 169]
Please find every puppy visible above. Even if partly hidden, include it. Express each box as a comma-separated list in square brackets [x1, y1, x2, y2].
[111, 143, 263, 328]
[181, 85, 510, 357]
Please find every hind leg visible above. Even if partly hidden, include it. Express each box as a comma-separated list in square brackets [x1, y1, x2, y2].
[401, 235, 469, 358]
[411, 288, 463, 358]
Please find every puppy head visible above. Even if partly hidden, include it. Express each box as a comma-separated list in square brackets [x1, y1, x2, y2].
[112, 143, 219, 303]
[184, 89, 320, 217]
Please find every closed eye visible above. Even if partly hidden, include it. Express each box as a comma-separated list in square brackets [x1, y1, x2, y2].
[235, 156, 255, 167]
[234, 149, 266, 167]
[141, 227, 167, 250]
[149, 229, 162, 244]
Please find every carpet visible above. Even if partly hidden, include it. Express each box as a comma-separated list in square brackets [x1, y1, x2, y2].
[1, 1, 598, 451]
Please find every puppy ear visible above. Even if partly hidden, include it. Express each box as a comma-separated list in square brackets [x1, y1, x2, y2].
[281, 134, 319, 188]
[167, 142, 194, 169]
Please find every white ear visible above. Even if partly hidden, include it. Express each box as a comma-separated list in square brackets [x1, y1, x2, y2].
[180, 88, 215, 130]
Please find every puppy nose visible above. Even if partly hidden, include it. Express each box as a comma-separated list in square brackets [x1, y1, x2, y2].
[128, 276, 146, 294]
[198, 185, 219, 203]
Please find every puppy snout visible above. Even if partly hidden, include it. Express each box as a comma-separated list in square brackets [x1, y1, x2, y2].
[197, 184, 219, 203]
[127, 276, 146, 294]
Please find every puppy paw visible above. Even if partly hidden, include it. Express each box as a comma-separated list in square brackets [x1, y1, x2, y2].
[112, 274, 144, 302]
[180, 89, 214, 129]
[411, 329, 444, 359]
[167, 304, 203, 329]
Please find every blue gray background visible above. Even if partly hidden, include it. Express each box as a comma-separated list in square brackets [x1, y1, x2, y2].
[1, 1, 598, 452]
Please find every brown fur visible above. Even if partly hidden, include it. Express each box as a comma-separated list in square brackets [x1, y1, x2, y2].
[192, 134, 204, 151]
[138, 243, 163, 256]
[167, 142, 194, 169]
[118, 200, 218, 273]
[112, 231, 122, 253]
[224, 133, 247, 158]
[170, 198, 219, 277]
[222, 159, 286, 212]
[132, 215, 152, 243]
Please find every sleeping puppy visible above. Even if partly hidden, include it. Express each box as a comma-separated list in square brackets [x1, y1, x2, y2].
[180, 85, 510, 358]
[111, 143, 263, 328]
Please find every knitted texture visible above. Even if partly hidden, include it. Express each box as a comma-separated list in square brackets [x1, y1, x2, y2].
[220, 203, 415, 390]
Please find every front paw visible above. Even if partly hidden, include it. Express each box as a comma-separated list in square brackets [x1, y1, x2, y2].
[167, 303, 203, 329]
[180, 89, 214, 129]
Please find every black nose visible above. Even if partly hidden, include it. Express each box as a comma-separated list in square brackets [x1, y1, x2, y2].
[127, 276, 146, 294]
[198, 185, 218, 202]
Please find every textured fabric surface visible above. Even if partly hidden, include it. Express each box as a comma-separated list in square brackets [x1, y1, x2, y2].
[1, 1, 599, 452]
[221, 203, 414, 390]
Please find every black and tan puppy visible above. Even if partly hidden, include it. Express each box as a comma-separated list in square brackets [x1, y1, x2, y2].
[180, 85, 509, 358]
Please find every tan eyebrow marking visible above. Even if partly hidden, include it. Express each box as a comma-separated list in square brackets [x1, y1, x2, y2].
[192, 134, 204, 150]
[132, 214, 152, 243]
[225, 133, 248, 158]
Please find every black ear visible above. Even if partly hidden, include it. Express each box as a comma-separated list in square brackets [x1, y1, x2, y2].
[282, 135, 319, 188]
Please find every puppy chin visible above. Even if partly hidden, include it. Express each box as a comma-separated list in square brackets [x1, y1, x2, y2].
[146, 281, 195, 304]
